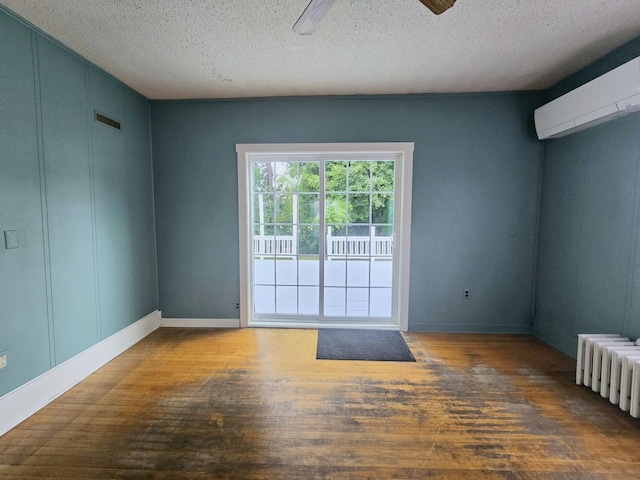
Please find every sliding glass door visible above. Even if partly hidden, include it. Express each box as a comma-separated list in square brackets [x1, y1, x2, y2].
[322, 159, 394, 319]
[237, 144, 413, 330]
[252, 160, 321, 317]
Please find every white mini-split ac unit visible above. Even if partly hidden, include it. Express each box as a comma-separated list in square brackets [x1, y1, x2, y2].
[534, 56, 640, 140]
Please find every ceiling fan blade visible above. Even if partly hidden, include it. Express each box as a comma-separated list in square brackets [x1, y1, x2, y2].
[418, 0, 456, 15]
[293, 0, 337, 35]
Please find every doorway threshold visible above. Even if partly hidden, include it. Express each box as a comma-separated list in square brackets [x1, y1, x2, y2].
[248, 320, 400, 330]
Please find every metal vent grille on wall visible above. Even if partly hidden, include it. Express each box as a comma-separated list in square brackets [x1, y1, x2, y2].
[96, 112, 121, 130]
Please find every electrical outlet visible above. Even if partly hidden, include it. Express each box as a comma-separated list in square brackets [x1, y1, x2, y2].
[235, 302, 240, 310]
[0, 352, 7, 370]
[463, 289, 470, 299]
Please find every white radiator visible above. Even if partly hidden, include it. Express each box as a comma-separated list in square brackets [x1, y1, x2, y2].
[579, 335, 630, 386]
[600, 345, 640, 397]
[576, 334, 622, 385]
[610, 350, 640, 404]
[618, 354, 640, 411]
[592, 341, 635, 391]
[577, 334, 640, 419]
[630, 362, 640, 418]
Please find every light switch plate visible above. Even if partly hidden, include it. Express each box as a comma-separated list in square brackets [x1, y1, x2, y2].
[4, 230, 18, 249]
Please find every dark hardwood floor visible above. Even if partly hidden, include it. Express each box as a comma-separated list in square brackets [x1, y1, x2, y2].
[1, 328, 640, 479]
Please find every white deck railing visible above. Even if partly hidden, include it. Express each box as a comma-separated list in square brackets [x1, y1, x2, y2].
[254, 226, 392, 259]
[253, 236, 296, 257]
[326, 226, 392, 258]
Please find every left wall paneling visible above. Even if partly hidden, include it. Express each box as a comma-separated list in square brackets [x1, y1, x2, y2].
[37, 35, 99, 364]
[0, 6, 157, 401]
[90, 68, 135, 339]
[0, 11, 51, 396]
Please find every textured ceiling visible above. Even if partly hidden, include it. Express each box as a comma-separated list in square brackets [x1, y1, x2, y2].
[2, 0, 640, 100]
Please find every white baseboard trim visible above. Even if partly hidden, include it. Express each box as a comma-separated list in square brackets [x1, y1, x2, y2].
[159, 317, 240, 328]
[0, 310, 160, 436]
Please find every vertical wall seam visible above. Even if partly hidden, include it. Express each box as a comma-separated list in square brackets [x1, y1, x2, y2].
[529, 141, 546, 326]
[124, 90, 136, 325]
[86, 70, 101, 343]
[622, 128, 640, 338]
[147, 103, 160, 311]
[31, 31, 56, 368]
[573, 140, 590, 336]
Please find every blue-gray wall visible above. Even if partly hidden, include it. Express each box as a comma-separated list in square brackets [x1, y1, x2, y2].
[0, 8, 157, 397]
[151, 93, 545, 332]
[534, 37, 640, 357]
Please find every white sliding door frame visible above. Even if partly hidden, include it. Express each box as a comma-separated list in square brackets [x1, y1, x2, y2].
[236, 143, 414, 331]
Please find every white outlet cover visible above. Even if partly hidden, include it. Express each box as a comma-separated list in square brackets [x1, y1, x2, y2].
[4, 231, 18, 249]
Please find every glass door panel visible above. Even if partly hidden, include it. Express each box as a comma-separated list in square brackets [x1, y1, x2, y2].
[323, 159, 395, 320]
[252, 160, 320, 319]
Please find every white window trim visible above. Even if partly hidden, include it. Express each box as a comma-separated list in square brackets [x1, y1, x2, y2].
[236, 143, 414, 331]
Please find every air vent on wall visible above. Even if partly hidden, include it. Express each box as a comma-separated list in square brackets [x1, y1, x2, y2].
[95, 112, 121, 130]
